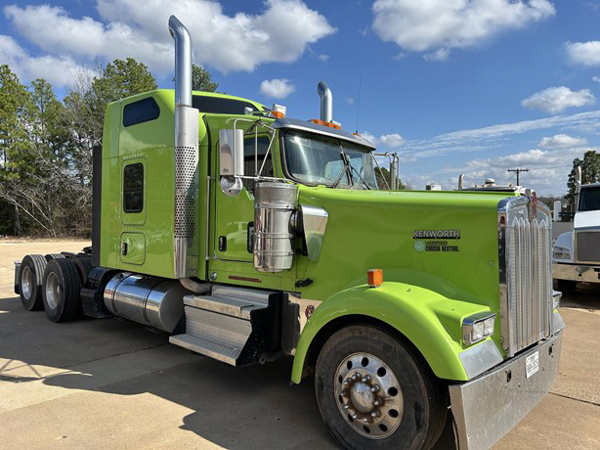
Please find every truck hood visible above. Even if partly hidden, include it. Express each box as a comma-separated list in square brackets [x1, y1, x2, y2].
[296, 186, 517, 309]
[574, 209, 600, 230]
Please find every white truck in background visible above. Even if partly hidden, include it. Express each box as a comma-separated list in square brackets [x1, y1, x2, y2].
[553, 167, 600, 292]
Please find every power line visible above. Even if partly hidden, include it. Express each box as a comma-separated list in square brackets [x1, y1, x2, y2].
[507, 168, 529, 186]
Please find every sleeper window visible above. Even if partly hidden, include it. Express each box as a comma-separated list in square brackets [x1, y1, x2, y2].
[123, 163, 144, 213]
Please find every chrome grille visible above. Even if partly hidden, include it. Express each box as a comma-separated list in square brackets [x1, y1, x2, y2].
[576, 232, 600, 262]
[499, 197, 553, 357]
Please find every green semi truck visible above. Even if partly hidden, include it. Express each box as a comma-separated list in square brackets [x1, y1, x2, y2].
[14, 16, 564, 450]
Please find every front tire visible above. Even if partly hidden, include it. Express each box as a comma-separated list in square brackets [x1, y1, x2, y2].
[42, 258, 82, 323]
[315, 325, 446, 450]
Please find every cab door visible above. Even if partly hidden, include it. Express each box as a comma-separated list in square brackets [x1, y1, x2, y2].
[214, 135, 274, 262]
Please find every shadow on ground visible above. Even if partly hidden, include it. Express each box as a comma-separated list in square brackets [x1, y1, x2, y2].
[0, 294, 455, 449]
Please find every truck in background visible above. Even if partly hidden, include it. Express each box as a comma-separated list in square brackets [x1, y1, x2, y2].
[553, 166, 600, 292]
[13, 16, 564, 450]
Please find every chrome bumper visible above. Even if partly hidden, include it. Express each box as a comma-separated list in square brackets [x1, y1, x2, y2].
[449, 331, 563, 450]
[553, 262, 600, 283]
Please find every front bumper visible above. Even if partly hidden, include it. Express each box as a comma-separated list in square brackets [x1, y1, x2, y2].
[553, 262, 600, 283]
[449, 331, 563, 450]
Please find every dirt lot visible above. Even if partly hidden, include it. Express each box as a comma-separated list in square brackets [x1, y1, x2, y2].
[1, 239, 599, 449]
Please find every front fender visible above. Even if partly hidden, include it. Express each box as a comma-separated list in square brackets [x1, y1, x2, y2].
[291, 282, 495, 383]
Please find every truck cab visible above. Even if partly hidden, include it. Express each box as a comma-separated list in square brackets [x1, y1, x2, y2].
[553, 180, 600, 291]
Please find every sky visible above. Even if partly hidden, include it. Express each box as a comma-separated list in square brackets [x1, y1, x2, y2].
[2, 0, 600, 195]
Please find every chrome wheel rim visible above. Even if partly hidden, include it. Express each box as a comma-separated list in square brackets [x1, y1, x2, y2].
[45, 272, 61, 310]
[21, 266, 33, 300]
[334, 352, 404, 439]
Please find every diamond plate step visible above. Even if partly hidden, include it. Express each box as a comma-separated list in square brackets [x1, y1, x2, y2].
[170, 333, 239, 365]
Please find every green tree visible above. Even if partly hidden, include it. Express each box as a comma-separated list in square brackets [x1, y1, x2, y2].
[191, 64, 219, 92]
[375, 166, 407, 190]
[566, 150, 600, 210]
[0, 65, 32, 235]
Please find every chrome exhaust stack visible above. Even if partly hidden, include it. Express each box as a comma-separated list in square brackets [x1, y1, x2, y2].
[169, 15, 199, 278]
[318, 81, 333, 123]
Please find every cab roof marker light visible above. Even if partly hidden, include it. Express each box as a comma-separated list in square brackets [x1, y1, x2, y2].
[271, 103, 286, 118]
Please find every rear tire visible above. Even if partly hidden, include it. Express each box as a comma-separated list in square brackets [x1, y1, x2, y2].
[73, 256, 94, 284]
[557, 279, 576, 294]
[42, 258, 82, 323]
[44, 253, 65, 262]
[19, 254, 47, 311]
[315, 325, 446, 450]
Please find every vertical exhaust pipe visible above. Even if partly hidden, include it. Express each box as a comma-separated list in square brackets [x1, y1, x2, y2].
[169, 15, 199, 278]
[317, 81, 333, 123]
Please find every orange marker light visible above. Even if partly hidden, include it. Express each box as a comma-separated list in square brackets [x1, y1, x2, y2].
[368, 269, 383, 288]
[271, 111, 285, 118]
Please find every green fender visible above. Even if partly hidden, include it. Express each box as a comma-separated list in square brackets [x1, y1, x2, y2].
[291, 282, 493, 384]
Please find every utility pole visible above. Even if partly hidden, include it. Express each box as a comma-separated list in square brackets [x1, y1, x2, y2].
[507, 168, 529, 186]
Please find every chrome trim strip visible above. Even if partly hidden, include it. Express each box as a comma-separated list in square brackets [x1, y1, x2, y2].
[298, 204, 329, 262]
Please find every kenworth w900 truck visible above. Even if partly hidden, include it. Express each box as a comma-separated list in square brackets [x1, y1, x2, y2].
[13, 16, 564, 450]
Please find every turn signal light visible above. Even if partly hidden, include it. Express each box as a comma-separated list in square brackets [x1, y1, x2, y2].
[367, 269, 383, 288]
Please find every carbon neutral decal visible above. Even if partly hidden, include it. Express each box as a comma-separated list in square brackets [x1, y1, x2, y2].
[413, 229, 460, 253]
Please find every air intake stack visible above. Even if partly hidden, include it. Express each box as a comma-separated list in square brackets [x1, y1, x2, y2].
[169, 16, 199, 278]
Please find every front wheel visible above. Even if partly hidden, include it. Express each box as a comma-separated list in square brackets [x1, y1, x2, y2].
[315, 325, 446, 450]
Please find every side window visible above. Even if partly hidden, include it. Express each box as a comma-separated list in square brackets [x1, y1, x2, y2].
[243, 136, 273, 191]
[123, 163, 144, 213]
[123, 97, 160, 127]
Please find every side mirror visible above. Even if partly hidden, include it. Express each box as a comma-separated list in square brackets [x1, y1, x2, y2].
[219, 129, 244, 177]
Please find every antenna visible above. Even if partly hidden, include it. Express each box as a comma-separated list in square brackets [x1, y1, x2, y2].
[355, 72, 362, 134]
[507, 168, 529, 186]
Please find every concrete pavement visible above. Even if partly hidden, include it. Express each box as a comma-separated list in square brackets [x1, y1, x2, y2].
[1, 240, 599, 449]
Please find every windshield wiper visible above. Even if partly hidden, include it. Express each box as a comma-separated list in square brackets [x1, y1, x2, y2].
[332, 151, 351, 189]
[349, 165, 372, 190]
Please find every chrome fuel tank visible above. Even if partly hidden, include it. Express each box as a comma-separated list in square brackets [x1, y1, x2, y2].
[103, 273, 188, 332]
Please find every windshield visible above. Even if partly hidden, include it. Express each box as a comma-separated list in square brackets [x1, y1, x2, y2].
[579, 186, 600, 211]
[282, 130, 378, 189]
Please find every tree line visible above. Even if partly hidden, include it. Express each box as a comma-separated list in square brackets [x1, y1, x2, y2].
[0, 59, 218, 237]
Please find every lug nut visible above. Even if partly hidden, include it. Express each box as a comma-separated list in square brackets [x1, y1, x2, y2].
[370, 384, 380, 392]
[374, 398, 383, 406]
[361, 375, 371, 383]
[371, 410, 381, 418]
[343, 404, 350, 410]
[344, 379, 351, 386]
[351, 373, 360, 381]
[352, 413, 358, 420]
[341, 389, 349, 397]
[362, 417, 370, 423]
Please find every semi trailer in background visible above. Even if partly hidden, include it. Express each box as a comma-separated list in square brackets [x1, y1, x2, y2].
[14, 16, 564, 450]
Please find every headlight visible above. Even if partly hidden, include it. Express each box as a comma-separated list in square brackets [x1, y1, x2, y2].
[462, 312, 496, 346]
[553, 246, 571, 260]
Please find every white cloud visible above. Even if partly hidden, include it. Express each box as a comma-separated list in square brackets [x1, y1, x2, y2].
[3, 0, 335, 78]
[0, 34, 81, 86]
[566, 41, 600, 66]
[360, 131, 405, 148]
[521, 86, 595, 114]
[318, 54, 330, 62]
[538, 134, 587, 148]
[379, 133, 405, 148]
[423, 48, 449, 62]
[372, 0, 555, 59]
[593, 76, 600, 83]
[346, 97, 355, 105]
[260, 78, 295, 99]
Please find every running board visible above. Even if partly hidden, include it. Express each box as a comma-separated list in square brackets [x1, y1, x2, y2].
[169, 285, 280, 366]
